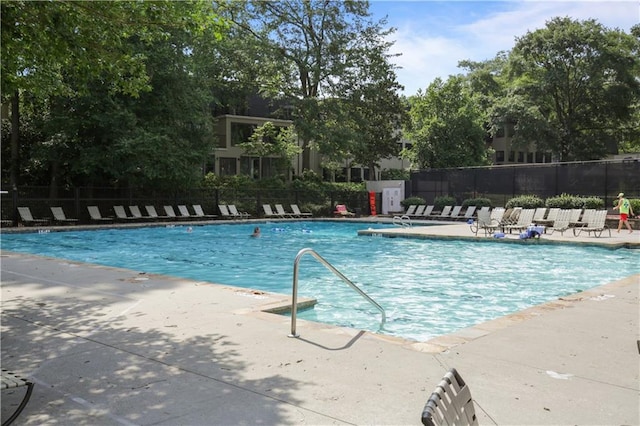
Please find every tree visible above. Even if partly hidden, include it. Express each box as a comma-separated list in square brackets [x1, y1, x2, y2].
[216, 0, 404, 172]
[495, 17, 640, 161]
[1, 1, 224, 190]
[405, 77, 489, 169]
[239, 122, 302, 179]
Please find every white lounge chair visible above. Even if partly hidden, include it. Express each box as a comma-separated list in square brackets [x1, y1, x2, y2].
[448, 206, 464, 220]
[228, 204, 250, 219]
[17, 207, 49, 226]
[87, 205, 113, 223]
[145, 205, 170, 220]
[503, 208, 535, 233]
[114, 205, 139, 221]
[50, 207, 78, 225]
[291, 204, 312, 217]
[421, 368, 478, 426]
[129, 205, 155, 221]
[573, 210, 611, 237]
[275, 204, 295, 218]
[409, 205, 426, 217]
[469, 209, 499, 236]
[262, 204, 280, 218]
[192, 205, 217, 219]
[548, 209, 572, 236]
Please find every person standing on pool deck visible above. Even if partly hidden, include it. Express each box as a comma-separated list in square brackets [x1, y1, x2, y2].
[613, 192, 634, 233]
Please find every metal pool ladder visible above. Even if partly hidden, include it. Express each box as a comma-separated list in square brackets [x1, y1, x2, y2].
[288, 248, 386, 338]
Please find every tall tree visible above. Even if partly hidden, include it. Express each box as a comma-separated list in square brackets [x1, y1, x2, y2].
[495, 17, 640, 161]
[1, 1, 224, 190]
[216, 0, 403, 172]
[405, 77, 489, 169]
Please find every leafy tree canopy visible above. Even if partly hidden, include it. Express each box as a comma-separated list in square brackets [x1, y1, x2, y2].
[494, 17, 640, 161]
[405, 76, 490, 169]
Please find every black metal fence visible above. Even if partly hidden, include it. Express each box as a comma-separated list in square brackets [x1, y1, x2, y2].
[0, 186, 371, 226]
[409, 159, 640, 207]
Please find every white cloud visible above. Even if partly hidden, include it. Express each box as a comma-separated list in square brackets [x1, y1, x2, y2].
[388, 1, 639, 96]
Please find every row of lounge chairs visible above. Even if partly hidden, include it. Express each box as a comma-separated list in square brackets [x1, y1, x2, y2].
[401, 205, 477, 221]
[14, 203, 313, 226]
[263, 204, 312, 218]
[470, 207, 611, 237]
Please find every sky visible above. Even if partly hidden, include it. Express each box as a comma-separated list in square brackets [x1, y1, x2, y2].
[367, 1, 640, 96]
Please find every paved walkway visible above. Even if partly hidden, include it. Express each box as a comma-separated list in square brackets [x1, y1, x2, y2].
[1, 220, 639, 425]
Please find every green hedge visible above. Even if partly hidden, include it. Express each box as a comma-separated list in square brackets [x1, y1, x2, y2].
[505, 195, 544, 209]
[401, 196, 426, 208]
[462, 197, 492, 208]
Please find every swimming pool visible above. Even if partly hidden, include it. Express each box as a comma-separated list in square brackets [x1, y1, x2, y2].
[2, 221, 638, 341]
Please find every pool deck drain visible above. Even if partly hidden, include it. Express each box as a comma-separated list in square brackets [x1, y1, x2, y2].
[1, 220, 639, 425]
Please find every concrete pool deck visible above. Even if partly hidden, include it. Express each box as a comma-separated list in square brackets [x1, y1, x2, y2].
[1, 219, 639, 425]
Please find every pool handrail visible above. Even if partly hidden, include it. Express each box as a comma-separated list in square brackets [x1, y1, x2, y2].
[289, 247, 386, 338]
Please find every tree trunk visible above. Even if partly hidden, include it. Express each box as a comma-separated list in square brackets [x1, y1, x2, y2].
[10, 90, 19, 189]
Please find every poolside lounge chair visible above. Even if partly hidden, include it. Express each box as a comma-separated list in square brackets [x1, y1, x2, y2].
[548, 209, 572, 236]
[177, 205, 194, 220]
[291, 204, 312, 217]
[532, 207, 547, 223]
[129, 205, 155, 221]
[17, 207, 49, 226]
[275, 204, 295, 218]
[114, 205, 139, 222]
[420, 205, 435, 218]
[87, 206, 113, 223]
[228, 204, 250, 219]
[333, 204, 355, 217]
[145, 205, 171, 220]
[164, 205, 190, 220]
[537, 208, 559, 227]
[409, 205, 426, 217]
[461, 206, 477, 221]
[262, 204, 280, 218]
[573, 210, 611, 237]
[2, 368, 35, 426]
[403, 205, 417, 216]
[421, 368, 478, 426]
[50, 207, 78, 225]
[218, 204, 233, 219]
[567, 209, 583, 227]
[192, 205, 217, 219]
[448, 206, 464, 220]
[572, 208, 595, 228]
[432, 206, 453, 220]
[469, 209, 499, 236]
[503, 208, 535, 233]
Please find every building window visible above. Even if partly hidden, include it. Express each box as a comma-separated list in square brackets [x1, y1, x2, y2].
[219, 158, 237, 176]
[240, 156, 260, 179]
[508, 151, 515, 162]
[517, 151, 524, 163]
[495, 150, 505, 162]
[230, 122, 256, 146]
[496, 126, 505, 138]
[217, 134, 227, 149]
[527, 152, 534, 163]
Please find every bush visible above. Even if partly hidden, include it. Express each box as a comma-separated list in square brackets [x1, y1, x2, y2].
[462, 197, 492, 208]
[630, 199, 640, 215]
[544, 194, 582, 209]
[544, 194, 605, 209]
[506, 195, 544, 209]
[580, 196, 604, 209]
[434, 195, 456, 210]
[401, 196, 426, 208]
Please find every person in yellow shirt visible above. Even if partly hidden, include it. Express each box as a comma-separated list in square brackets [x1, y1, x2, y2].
[613, 193, 634, 233]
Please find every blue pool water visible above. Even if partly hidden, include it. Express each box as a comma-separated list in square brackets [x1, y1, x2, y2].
[2, 221, 638, 341]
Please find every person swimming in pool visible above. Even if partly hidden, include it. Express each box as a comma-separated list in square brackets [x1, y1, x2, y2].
[251, 226, 261, 237]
